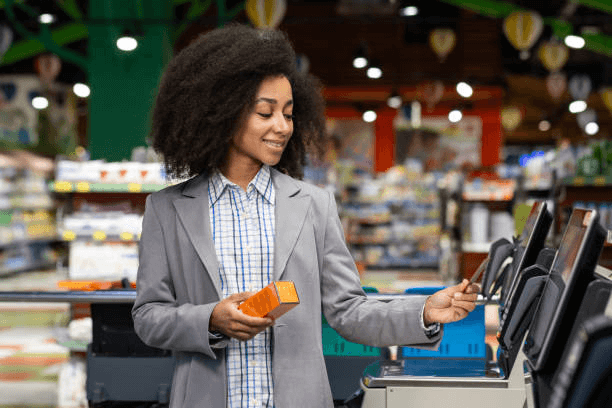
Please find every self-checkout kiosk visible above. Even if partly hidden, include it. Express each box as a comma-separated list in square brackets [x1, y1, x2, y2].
[521, 208, 606, 408]
[538, 273, 612, 408]
[358, 201, 557, 408]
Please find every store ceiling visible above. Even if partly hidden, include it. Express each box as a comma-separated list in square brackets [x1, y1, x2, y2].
[0, 0, 611, 147]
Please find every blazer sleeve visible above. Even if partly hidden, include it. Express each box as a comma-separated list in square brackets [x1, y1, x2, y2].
[132, 194, 222, 359]
[319, 190, 442, 349]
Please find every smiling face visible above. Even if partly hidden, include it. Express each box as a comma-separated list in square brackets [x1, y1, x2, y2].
[223, 75, 294, 180]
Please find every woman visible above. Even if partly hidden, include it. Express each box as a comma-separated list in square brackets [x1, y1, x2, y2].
[132, 23, 479, 408]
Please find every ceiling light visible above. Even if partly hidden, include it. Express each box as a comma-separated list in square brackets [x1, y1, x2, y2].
[569, 100, 587, 114]
[367, 66, 382, 79]
[73, 83, 90, 98]
[353, 56, 367, 69]
[38, 14, 55, 24]
[400, 6, 419, 17]
[363, 110, 377, 122]
[564, 35, 585, 49]
[456, 82, 473, 98]
[585, 122, 599, 135]
[448, 109, 462, 123]
[538, 120, 551, 132]
[32, 96, 49, 110]
[352, 44, 368, 69]
[117, 34, 138, 52]
[387, 91, 402, 109]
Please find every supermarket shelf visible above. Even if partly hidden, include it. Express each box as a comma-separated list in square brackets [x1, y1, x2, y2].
[343, 215, 392, 224]
[0, 237, 59, 249]
[60, 230, 140, 242]
[366, 259, 439, 270]
[0, 261, 56, 276]
[461, 196, 514, 202]
[50, 181, 166, 193]
[0, 205, 55, 211]
[562, 176, 612, 187]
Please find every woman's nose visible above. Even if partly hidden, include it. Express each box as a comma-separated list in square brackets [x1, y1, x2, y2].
[273, 113, 291, 133]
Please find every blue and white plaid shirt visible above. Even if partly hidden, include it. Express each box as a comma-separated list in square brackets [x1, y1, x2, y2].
[208, 165, 276, 408]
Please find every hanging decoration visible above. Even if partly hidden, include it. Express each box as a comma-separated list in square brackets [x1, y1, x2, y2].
[568, 74, 592, 101]
[576, 109, 596, 130]
[34, 54, 62, 87]
[600, 88, 612, 117]
[429, 28, 456, 62]
[503, 11, 544, 60]
[0, 25, 13, 62]
[501, 106, 523, 133]
[417, 80, 444, 112]
[538, 41, 569, 72]
[546, 72, 567, 102]
[246, 0, 287, 29]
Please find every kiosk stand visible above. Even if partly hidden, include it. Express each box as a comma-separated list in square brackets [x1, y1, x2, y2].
[360, 348, 529, 408]
[359, 206, 605, 408]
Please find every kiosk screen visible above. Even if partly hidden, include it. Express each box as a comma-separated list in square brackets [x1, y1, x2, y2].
[524, 209, 604, 373]
[503, 201, 552, 302]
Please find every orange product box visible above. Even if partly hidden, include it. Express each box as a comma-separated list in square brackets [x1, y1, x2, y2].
[238, 281, 300, 319]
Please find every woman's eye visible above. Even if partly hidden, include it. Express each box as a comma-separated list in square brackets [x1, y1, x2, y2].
[258, 113, 272, 118]
[285, 114, 294, 121]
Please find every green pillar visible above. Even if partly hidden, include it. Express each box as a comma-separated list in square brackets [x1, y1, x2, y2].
[87, 0, 173, 162]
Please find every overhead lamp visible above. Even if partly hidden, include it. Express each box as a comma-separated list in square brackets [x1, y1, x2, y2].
[352, 44, 368, 69]
[387, 90, 402, 109]
[564, 35, 585, 49]
[448, 109, 462, 123]
[400, 6, 419, 17]
[38, 13, 56, 24]
[32, 96, 49, 110]
[73, 83, 91, 98]
[538, 120, 551, 132]
[585, 122, 599, 135]
[456, 82, 473, 98]
[117, 30, 138, 52]
[363, 110, 377, 123]
[569, 100, 587, 114]
[367, 62, 382, 79]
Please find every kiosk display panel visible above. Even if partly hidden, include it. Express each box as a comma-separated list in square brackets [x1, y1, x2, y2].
[501, 201, 552, 304]
[523, 208, 605, 373]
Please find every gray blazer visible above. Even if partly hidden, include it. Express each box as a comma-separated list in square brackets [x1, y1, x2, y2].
[132, 168, 441, 408]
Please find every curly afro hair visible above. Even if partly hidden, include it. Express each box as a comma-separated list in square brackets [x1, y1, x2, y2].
[150, 23, 327, 180]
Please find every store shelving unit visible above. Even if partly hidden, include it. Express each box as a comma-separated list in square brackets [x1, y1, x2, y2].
[339, 173, 441, 272]
[455, 176, 516, 280]
[49, 181, 164, 283]
[0, 165, 59, 276]
[555, 176, 612, 269]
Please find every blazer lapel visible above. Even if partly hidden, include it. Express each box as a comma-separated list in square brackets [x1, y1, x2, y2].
[272, 169, 311, 281]
[173, 173, 222, 299]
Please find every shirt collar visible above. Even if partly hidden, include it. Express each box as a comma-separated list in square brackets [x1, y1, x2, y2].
[208, 165, 275, 207]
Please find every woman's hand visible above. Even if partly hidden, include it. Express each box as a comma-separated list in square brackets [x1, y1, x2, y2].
[210, 292, 275, 341]
[423, 280, 480, 325]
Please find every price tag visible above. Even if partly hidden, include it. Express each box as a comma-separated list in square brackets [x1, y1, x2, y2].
[92, 231, 107, 241]
[120, 232, 134, 241]
[54, 181, 73, 193]
[128, 183, 142, 193]
[62, 230, 76, 241]
[573, 177, 585, 186]
[76, 182, 90, 193]
[594, 176, 606, 186]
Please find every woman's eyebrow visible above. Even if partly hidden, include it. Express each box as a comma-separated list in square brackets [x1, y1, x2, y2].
[255, 97, 293, 108]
